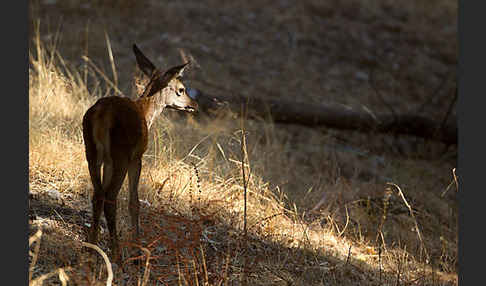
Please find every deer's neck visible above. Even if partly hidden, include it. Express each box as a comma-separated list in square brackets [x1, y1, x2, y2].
[134, 97, 165, 130]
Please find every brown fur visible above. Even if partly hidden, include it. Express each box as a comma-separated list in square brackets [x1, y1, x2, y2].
[82, 44, 197, 261]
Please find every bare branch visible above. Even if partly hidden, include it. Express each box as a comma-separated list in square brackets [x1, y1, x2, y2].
[82, 242, 113, 286]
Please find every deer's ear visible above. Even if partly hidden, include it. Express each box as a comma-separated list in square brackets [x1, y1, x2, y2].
[165, 62, 190, 80]
[141, 62, 190, 98]
[141, 74, 162, 98]
[133, 44, 157, 76]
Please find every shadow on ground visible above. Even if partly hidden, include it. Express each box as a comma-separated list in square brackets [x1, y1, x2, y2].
[29, 191, 452, 285]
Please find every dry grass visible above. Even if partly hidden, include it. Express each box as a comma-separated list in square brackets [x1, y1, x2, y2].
[29, 1, 457, 285]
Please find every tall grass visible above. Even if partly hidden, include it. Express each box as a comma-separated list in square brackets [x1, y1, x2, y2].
[28, 27, 300, 285]
[29, 25, 457, 285]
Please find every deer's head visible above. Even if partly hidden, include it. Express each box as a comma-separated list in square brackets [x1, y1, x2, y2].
[133, 44, 198, 113]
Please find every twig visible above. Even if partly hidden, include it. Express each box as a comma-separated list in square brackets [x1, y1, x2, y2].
[191, 162, 202, 203]
[337, 204, 350, 237]
[140, 247, 152, 286]
[29, 228, 43, 283]
[345, 245, 352, 268]
[387, 183, 430, 262]
[240, 129, 248, 236]
[83, 20, 90, 89]
[452, 167, 459, 192]
[82, 55, 124, 97]
[200, 246, 209, 285]
[104, 30, 118, 88]
[30, 267, 72, 286]
[378, 247, 382, 285]
[46, 17, 63, 70]
[238, 97, 252, 235]
[240, 101, 250, 286]
[82, 242, 113, 286]
[193, 259, 200, 286]
[441, 168, 458, 197]
[376, 188, 392, 245]
[182, 134, 212, 162]
[58, 268, 70, 286]
[378, 231, 387, 253]
[310, 190, 327, 213]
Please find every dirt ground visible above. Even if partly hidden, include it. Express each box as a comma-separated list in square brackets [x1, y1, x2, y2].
[29, 0, 457, 112]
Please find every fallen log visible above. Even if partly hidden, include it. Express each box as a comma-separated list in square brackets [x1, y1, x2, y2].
[188, 88, 457, 145]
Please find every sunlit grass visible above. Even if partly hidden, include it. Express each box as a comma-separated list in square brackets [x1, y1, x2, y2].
[28, 16, 457, 285]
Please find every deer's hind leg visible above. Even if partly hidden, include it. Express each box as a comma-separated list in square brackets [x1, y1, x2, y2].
[83, 121, 105, 245]
[103, 153, 129, 261]
[87, 159, 104, 245]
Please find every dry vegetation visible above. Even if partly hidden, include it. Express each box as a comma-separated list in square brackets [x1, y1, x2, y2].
[29, 0, 457, 285]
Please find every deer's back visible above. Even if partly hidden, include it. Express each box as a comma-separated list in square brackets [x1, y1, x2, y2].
[83, 96, 149, 160]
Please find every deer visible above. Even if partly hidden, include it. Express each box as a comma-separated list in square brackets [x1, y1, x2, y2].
[82, 44, 198, 261]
